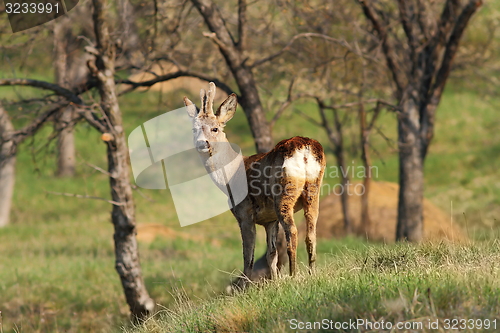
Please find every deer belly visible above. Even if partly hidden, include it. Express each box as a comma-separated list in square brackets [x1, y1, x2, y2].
[251, 198, 277, 225]
[252, 194, 303, 225]
[255, 210, 278, 225]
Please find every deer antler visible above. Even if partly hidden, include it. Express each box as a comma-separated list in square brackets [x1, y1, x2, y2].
[207, 82, 216, 114]
[199, 82, 217, 116]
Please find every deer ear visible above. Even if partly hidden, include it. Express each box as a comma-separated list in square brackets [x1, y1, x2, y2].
[183, 97, 199, 118]
[216, 93, 237, 125]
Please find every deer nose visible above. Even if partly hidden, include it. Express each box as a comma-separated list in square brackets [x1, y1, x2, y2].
[196, 140, 209, 152]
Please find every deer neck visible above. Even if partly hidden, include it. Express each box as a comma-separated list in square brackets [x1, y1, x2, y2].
[201, 139, 241, 194]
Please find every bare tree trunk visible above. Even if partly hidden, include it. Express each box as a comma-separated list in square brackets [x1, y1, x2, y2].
[317, 103, 352, 233]
[53, 20, 76, 177]
[336, 148, 352, 234]
[235, 74, 273, 153]
[357, 0, 481, 242]
[360, 173, 371, 237]
[91, 0, 154, 320]
[396, 89, 424, 241]
[190, 0, 273, 153]
[0, 106, 15, 227]
[117, 0, 141, 66]
[359, 103, 371, 237]
[55, 106, 76, 177]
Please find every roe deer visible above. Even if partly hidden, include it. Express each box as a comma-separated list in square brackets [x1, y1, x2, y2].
[184, 82, 325, 289]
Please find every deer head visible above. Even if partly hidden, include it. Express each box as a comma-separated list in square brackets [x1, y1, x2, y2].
[184, 82, 237, 156]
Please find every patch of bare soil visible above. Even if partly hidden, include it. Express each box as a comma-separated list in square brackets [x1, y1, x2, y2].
[136, 223, 217, 244]
[301, 181, 466, 242]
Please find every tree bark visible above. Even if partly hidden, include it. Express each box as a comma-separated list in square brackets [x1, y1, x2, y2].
[0, 106, 15, 227]
[236, 76, 273, 153]
[337, 148, 352, 234]
[91, 0, 154, 320]
[318, 103, 352, 233]
[359, 104, 371, 238]
[117, 0, 141, 66]
[191, 0, 273, 153]
[396, 88, 424, 241]
[55, 106, 76, 177]
[53, 19, 76, 177]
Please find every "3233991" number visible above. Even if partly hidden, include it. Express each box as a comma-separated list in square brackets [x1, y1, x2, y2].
[443, 318, 497, 330]
[5, 2, 60, 14]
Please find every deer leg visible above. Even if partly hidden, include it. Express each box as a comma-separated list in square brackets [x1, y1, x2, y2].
[276, 179, 302, 276]
[275, 223, 288, 273]
[238, 220, 256, 284]
[276, 204, 298, 276]
[282, 218, 298, 277]
[302, 182, 320, 274]
[264, 221, 279, 280]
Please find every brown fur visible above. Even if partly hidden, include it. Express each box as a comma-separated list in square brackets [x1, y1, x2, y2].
[234, 137, 325, 285]
[185, 83, 326, 291]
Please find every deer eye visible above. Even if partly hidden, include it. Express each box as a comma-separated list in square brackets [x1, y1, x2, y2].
[212, 128, 219, 133]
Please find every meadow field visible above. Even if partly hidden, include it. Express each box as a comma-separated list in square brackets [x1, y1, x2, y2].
[0, 80, 499, 333]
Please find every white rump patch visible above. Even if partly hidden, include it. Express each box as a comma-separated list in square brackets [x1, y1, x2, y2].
[282, 147, 322, 180]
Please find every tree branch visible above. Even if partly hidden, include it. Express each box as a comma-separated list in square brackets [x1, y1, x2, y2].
[430, 0, 482, 105]
[294, 109, 322, 128]
[84, 161, 113, 177]
[202, 31, 232, 54]
[419, 0, 462, 96]
[397, 0, 418, 62]
[356, 0, 406, 97]
[435, 0, 461, 45]
[420, 0, 482, 155]
[0, 76, 107, 134]
[249, 32, 362, 68]
[191, 0, 238, 62]
[322, 98, 398, 111]
[415, 0, 431, 40]
[0, 78, 83, 105]
[315, 98, 341, 148]
[78, 107, 108, 133]
[117, 70, 235, 97]
[7, 102, 67, 145]
[367, 101, 385, 131]
[270, 77, 295, 127]
[237, 0, 247, 52]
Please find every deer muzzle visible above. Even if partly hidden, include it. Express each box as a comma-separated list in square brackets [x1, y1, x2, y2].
[196, 140, 210, 153]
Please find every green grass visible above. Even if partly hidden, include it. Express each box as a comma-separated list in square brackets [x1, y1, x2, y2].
[127, 241, 500, 333]
[0, 82, 500, 332]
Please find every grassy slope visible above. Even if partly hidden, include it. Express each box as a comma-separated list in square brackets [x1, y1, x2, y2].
[127, 241, 500, 333]
[0, 84, 499, 332]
